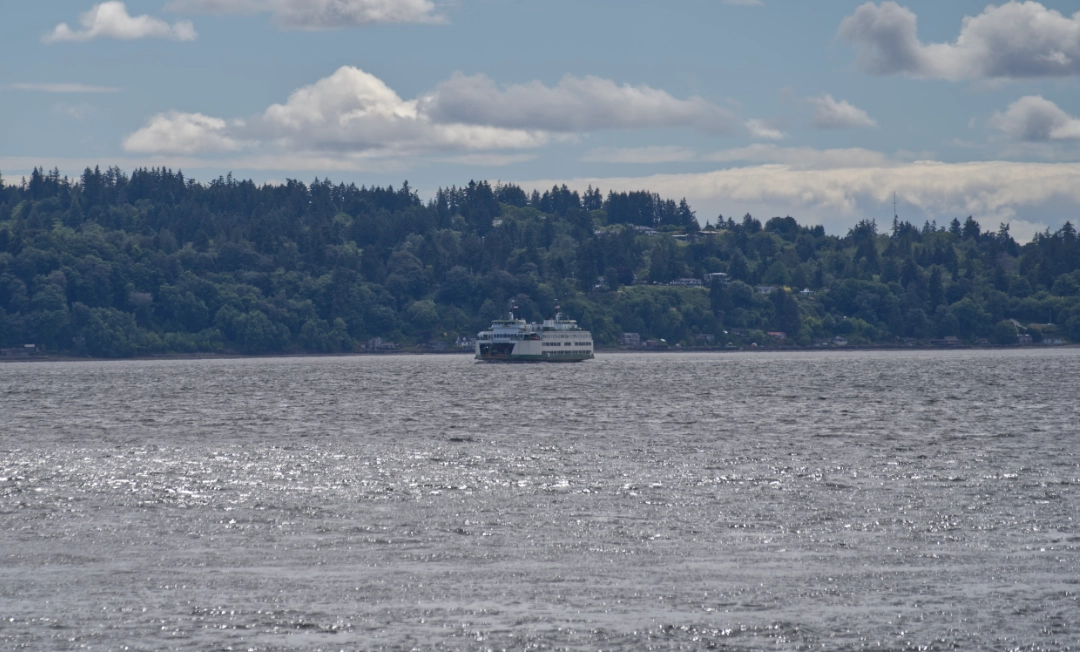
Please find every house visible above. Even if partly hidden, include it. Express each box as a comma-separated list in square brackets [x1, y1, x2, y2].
[766, 331, 786, 341]
[366, 337, 398, 352]
[832, 336, 848, 346]
[1018, 333, 1033, 345]
[673, 278, 703, 287]
[620, 333, 642, 347]
[1, 344, 37, 357]
[799, 288, 815, 296]
[756, 285, 776, 294]
[1, 344, 38, 357]
[704, 272, 729, 284]
[455, 336, 475, 349]
[1043, 336, 1065, 345]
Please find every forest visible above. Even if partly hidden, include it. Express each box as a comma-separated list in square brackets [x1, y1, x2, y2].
[1, 166, 1078, 357]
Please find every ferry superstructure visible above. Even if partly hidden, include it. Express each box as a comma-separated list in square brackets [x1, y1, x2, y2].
[475, 309, 594, 362]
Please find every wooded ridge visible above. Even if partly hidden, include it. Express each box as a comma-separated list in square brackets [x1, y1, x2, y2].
[1, 166, 1078, 357]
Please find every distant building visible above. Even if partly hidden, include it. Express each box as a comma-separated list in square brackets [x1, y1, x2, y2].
[799, 288, 815, 296]
[692, 334, 715, 344]
[673, 278, 703, 287]
[366, 337, 398, 352]
[766, 331, 786, 341]
[620, 333, 642, 347]
[455, 336, 475, 349]
[832, 336, 848, 347]
[1, 344, 37, 357]
[704, 272, 729, 284]
[1018, 333, 1033, 346]
[756, 285, 776, 294]
[1043, 336, 1065, 345]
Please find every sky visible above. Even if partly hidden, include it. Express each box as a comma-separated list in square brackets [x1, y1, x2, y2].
[3, 0, 1080, 241]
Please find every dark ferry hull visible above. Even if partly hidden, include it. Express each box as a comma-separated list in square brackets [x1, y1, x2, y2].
[475, 342, 591, 362]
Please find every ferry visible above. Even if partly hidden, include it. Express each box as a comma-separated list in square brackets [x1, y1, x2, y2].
[476, 307, 594, 362]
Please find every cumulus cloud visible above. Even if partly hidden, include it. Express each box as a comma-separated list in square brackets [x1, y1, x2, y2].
[522, 159, 1080, 242]
[124, 66, 742, 159]
[419, 73, 737, 133]
[744, 119, 786, 140]
[166, 0, 442, 29]
[990, 95, 1080, 141]
[123, 111, 242, 154]
[806, 94, 877, 129]
[580, 144, 895, 167]
[704, 144, 892, 168]
[123, 67, 547, 157]
[12, 82, 121, 93]
[45, 2, 197, 43]
[839, 1, 1080, 80]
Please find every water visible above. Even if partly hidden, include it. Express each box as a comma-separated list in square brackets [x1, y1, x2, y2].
[1, 349, 1078, 650]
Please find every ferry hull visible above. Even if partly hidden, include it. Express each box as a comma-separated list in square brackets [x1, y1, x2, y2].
[475, 342, 592, 362]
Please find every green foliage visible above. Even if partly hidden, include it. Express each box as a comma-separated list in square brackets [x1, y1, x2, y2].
[992, 320, 1019, 346]
[2, 166, 1079, 357]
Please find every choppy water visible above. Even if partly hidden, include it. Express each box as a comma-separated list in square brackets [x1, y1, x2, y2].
[1, 349, 1078, 651]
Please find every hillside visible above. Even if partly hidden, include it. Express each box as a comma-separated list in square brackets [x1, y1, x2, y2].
[1, 166, 1078, 357]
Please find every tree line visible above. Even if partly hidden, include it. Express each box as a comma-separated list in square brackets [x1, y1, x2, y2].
[0, 165, 1078, 357]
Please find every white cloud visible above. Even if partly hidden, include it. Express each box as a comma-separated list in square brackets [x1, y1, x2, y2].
[123, 67, 547, 157]
[123, 111, 242, 154]
[255, 67, 546, 153]
[745, 119, 786, 140]
[806, 94, 877, 129]
[419, 73, 736, 133]
[166, 0, 442, 29]
[124, 66, 741, 160]
[581, 146, 697, 164]
[45, 2, 197, 43]
[990, 95, 1080, 141]
[704, 144, 893, 169]
[12, 82, 121, 93]
[839, 1, 1080, 81]
[521, 159, 1080, 242]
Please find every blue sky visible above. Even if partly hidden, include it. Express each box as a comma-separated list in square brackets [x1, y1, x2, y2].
[3, 1, 1080, 241]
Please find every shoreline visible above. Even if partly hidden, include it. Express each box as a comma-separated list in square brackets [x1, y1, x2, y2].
[1, 343, 1076, 364]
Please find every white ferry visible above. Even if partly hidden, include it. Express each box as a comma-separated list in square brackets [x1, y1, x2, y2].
[476, 308, 594, 362]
